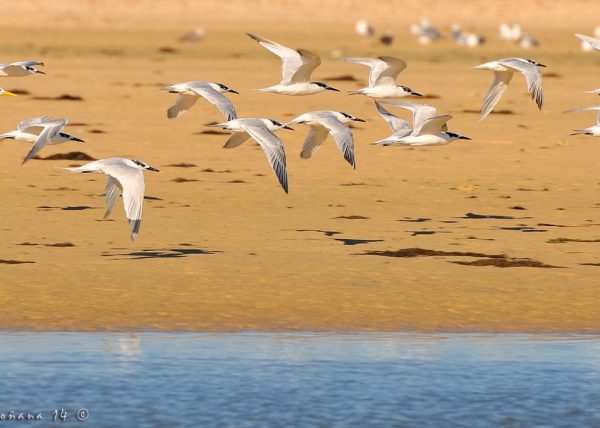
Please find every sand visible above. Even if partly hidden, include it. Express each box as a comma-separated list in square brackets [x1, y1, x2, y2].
[1, 1, 600, 332]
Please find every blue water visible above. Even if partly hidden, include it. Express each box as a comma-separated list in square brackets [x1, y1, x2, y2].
[1, 333, 600, 427]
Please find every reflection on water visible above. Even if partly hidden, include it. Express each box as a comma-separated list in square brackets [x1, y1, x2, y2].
[1, 333, 600, 427]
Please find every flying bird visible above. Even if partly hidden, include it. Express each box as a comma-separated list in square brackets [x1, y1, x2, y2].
[286, 111, 365, 169]
[63, 158, 159, 241]
[0, 117, 84, 164]
[0, 60, 45, 76]
[564, 105, 600, 136]
[475, 57, 545, 121]
[210, 118, 291, 193]
[160, 81, 238, 120]
[339, 56, 421, 98]
[247, 33, 339, 95]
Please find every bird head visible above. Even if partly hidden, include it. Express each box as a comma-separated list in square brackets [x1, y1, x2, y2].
[129, 159, 160, 172]
[268, 119, 294, 130]
[313, 82, 340, 92]
[526, 58, 546, 67]
[216, 83, 239, 94]
[338, 112, 366, 123]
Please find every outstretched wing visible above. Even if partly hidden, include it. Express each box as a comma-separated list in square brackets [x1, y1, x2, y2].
[17, 116, 51, 131]
[104, 176, 123, 220]
[340, 56, 406, 87]
[564, 104, 600, 126]
[375, 101, 412, 135]
[167, 94, 198, 119]
[419, 115, 453, 135]
[190, 86, 237, 121]
[381, 100, 437, 135]
[500, 58, 543, 111]
[479, 69, 513, 122]
[576, 33, 600, 52]
[241, 122, 288, 193]
[223, 132, 250, 149]
[247, 33, 319, 84]
[316, 113, 355, 169]
[300, 125, 329, 159]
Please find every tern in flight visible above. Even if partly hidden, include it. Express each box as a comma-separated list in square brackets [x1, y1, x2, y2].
[160, 81, 238, 120]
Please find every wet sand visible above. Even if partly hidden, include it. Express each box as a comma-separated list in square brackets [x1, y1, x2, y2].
[1, 1, 600, 332]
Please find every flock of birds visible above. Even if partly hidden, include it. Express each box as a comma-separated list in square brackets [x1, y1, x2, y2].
[2, 30, 600, 241]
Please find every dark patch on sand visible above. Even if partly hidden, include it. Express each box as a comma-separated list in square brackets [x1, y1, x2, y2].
[334, 215, 369, 220]
[33, 152, 96, 161]
[496, 226, 547, 232]
[510, 206, 527, 210]
[144, 196, 162, 201]
[462, 109, 514, 115]
[32, 94, 84, 101]
[202, 168, 231, 173]
[409, 231, 436, 236]
[547, 237, 600, 243]
[168, 163, 197, 168]
[296, 229, 341, 237]
[0, 259, 34, 264]
[172, 177, 199, 183]
[462, 212, 514, 219]
[196, 129, 230, 135]
[45, 242, 76, 247]
[158, 46, 178, 53]
[451, 258, 559, 268]
[7, 88, 30, 95]
[398, 218, 431, 223]
[228, 179, 247, 183]
[88, 129, 105, 134]
[334, 238, 384, 245]
[322, 74, 359, 82]
[102, 247, 220, 260]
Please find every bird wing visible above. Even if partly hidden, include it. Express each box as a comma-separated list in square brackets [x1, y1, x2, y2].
[101, 160, 146, 241]
[375, 102, 411, 134]
[104, 175, 123, 220]
[300, 124, 329, 159]
[240, 122, 288, 193]
[167, 94, 198, 119]
[576, 33, 600, 52]
[247, 33, 318, 84]
[479, 69, 513, 122]
[9, 60, 43, 67]
[381, 101, 437, 135]
[22, 118, 67, 164]
[500, 58, 543, 110]
[223, 132, 250, 148]
[418, 115, 453, 135]
[17, 116, 51, 131]
[190, 86, 237, 121]
[315, 114, 356, 168]
[564, 104, 600, 125]
[340, 56, 406, 87]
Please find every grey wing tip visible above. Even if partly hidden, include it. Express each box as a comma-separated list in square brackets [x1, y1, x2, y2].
[130, 219, 141, 240]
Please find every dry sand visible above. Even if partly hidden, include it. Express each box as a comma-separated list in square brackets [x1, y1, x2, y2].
[1, 1, 600, 332]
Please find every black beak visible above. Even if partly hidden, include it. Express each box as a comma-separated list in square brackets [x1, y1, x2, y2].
[410, 91, 423, 97]
[538, 63, 546, 67]
[228, 89, 239, 94]
[459, 136, 472, 140]
[147, 166, 160, 172]
[283, 125, 294, 130]
[71, 137, 85, 142]
[35, 69, 46, 74]
[352, 118, 366, 122]
[326, 87, 340, 92]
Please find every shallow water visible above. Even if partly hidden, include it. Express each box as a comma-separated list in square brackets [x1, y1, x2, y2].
[1, 332, 600, 427]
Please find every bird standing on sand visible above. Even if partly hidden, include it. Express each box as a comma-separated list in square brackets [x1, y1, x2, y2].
[63, 158, 159, 241]
[564, 105, 600, 136]
[247, 33, 339, 95]
[160, 81, 238, 120]
[0, 60, 45, 76]
[0, 117, 84, 164]
[475, 57, 545, 121]
[339, 56, 422, 98]
[210, 118, 291, 193]
[286, 111, 364, 169]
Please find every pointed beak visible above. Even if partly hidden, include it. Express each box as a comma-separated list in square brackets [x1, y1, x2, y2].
[410, 91, 423, 97]
[147, 166, 160, 172]
[71, 137, 85, 142]
[352, 117, 367, 122]
[538, 63, 546, 67]
[459, 136, 472, 140]
[1, 90, 17, 97]
[228, 89, 239, 94]
[283, 125, 294, 130]
[326, 86, 340, 92]
[34, 69, 46, 74]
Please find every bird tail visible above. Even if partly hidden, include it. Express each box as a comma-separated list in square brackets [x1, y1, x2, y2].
[348, 89, 366, 95]
[0, 132, 16, 140]
[571, 129, 592, 136]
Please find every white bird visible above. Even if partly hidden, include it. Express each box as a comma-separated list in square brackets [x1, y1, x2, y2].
[451, 24, 485, 47]
[63, 158, 159, 241]
[210, 118, 291, 193]
[247, 33, 339, 95]
[475, 57, 545, 121]
[410, 18, 442, 45]
[339, 56, 422, 98]
[499, 23, 522, 42]
[379, 114, 470, 146]
[286, 111, 365, 169]
[564, 105, 600, 136]
[160, 81, 238, 120]
[355, 20, 374, 37]
[0, 117, 85, 164]
[372, 101, 422, 145]
[576, 33, 600, 52]
[0, 60, 45, 77]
